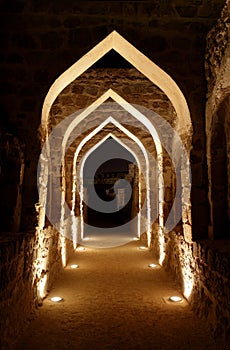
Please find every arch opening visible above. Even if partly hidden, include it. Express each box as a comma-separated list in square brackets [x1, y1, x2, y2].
[35, 31, 193, 301]
[85, 157, 137, 229]
[64, 99, 160, 248]
[41, 31, 191, 141]
[74, 127, 151, 248]
[82, 137, 138, 233]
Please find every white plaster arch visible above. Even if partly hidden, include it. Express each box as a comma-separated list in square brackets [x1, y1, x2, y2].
[78, 133, 146, 244]
[62, 89, 162, 155]
[41, 31, 191, 137]
[69, 118, 151, 246]
[58, 91, 163, 247]
[36, 31, 193, 274]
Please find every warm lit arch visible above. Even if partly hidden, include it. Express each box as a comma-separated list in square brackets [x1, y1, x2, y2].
[59, 91, 163, 247]
[78, 133, 145, 245]
[41, 31, 191, 137]
[62, 89, 162, 155]
[69, 119, 151, 246]
[35, 29, 194, 305]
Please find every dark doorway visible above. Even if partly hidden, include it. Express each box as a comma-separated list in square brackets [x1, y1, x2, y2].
[83, 137, 137, 229]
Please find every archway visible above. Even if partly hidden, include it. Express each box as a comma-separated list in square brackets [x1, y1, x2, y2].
[80, 136, 139, 246]
[38, 32, 192, 243]
[85, 155, 135, 229]
[41, 31, 191, 139]
[35, 31, 193, 302]
[37, 31, 192, 273]
[69, 112, 154, 247]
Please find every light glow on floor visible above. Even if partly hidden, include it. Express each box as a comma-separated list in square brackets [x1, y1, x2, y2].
[169, 296, 183, 302]
[148, 263, 158, 268]
[70, 264, 79, 269]
[50, 296, 63, 302]
[77, 247, 85, 251]
[139, 246, 148, 250]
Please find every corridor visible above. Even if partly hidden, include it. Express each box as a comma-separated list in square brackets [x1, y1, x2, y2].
[13, 240, 217, 350]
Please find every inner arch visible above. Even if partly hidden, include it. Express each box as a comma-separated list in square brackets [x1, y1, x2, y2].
[78, 134, 143, 248]
[70, 116, 152, 246]
[83, 137, 136, 228]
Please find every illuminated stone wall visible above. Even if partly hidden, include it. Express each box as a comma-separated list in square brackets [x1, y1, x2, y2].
[0, 233, 36, 349]
[0, 226, 72, 349]
[158, 1, 230, 343]
[161, 231, 230, 344]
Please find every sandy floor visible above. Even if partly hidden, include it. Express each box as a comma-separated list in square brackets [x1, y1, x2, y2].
[13, 240, 219, 350]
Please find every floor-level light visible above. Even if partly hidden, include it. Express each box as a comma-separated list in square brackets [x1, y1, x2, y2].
[148, 263, 158, 268]
[133, 237, 139, 241]
[77, 247, 85, 251]
[50, 296, 63, 302]
[70, 264, 79, 269]
[169, 296, 183, 302]
[139, 246, 147, 250]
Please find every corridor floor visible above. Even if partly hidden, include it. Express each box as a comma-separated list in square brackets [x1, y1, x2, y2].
[14, 240, 218, 350]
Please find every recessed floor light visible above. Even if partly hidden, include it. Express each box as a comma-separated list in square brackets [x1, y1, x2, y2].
[148, 263, 158, 268]
[70, 264, 79, 269]
[139, 246, 147, 250]
[77, 247, 85, 251]
[169, 296, 183, 302]
[50, 296, 63, 302]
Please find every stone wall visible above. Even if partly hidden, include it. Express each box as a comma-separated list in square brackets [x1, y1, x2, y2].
[205, 0, 230, 238]
[155, 1, 230, 343]
[205, 0, 230, 98]
[0, 133, 25, 233]
[0, 226, 70, 349]
[0, 129, 67, 348]
[159, 232, 230, 345]
[0, 233, 36, 349]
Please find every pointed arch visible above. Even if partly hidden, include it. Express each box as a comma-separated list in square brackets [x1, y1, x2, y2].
[62, 89, 162, 155]
[59, 92, 163, 246]
[42, 31, 191, 137]
[69, 119, 151, 245]
[78, 133, 145, 245]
